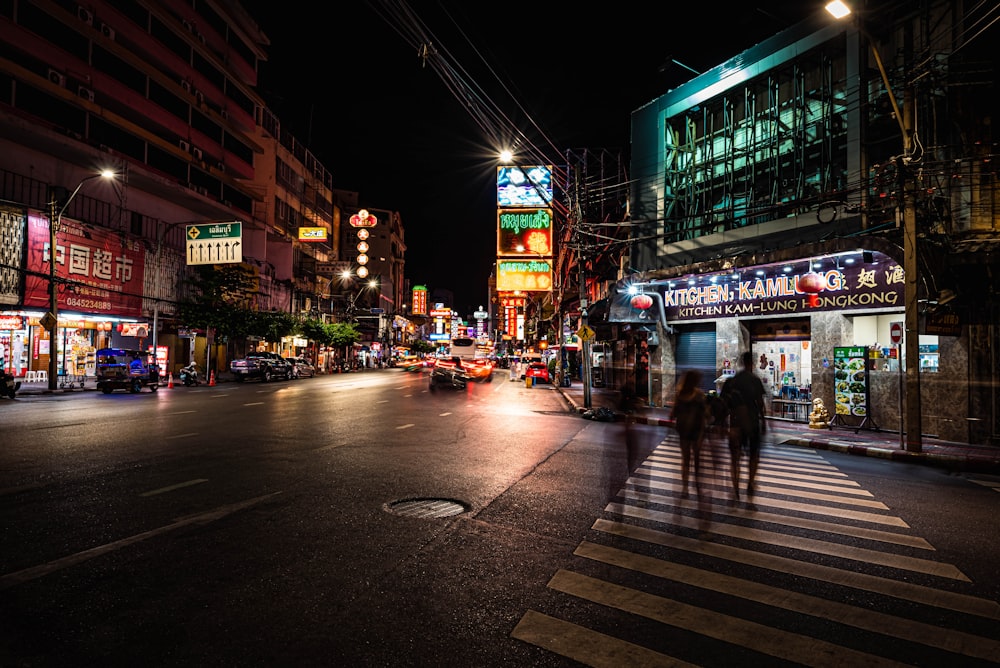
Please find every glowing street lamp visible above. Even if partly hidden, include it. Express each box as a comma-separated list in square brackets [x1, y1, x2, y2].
[46, 170, 115, 391]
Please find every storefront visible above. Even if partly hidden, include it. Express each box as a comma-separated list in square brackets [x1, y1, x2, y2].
[0, 206, 147, 381]
[612, 249, 959, 438]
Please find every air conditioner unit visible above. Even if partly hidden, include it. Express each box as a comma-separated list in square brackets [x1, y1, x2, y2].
[178, 139, 190, 152]
[196, 186, 209, 196]
[197, 33, 207, 45]
[77, 6, 94, 25]
[100, 22, 115, 40]
[78, 86, 94, 102]
[194, 90, 204, 105]
[191, 147, 203, 161]
[48, 69, 66, 87]
[181, 79, 192, 93]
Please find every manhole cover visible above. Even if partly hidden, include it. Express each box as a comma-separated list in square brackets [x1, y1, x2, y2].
[385, 498, 468, 518]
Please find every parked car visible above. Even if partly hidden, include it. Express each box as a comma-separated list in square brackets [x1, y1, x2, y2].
[287, 356, 316, 378]
[230, 351, 293, 382]
[524, 361, 550, 384]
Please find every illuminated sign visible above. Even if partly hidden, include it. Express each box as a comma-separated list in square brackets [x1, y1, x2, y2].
[610, 251, 903, 323]
[496, 259, 552, 292]
[497, 208, 552, 256]
[411, 286, 428, 315]
[349, 209, 377, 227]
[298, 227, 328, 242]
[0, 315, 24, 330]
[497, 166, 553, 207]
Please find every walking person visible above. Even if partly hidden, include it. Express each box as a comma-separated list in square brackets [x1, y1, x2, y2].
[721, 351, 767, 502]
[670, 369, 708, 498]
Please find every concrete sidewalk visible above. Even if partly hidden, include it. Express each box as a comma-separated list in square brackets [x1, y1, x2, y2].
[555, 380, 1000, 475]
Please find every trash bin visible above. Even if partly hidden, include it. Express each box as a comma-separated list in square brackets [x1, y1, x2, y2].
[526, 376, 534, 388]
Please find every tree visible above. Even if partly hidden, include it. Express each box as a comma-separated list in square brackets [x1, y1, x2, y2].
[409, 339, 435, 355]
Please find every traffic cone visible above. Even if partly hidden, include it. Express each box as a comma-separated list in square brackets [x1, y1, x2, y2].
[167, 372, 174, 389]
[208, 370, 216, 386]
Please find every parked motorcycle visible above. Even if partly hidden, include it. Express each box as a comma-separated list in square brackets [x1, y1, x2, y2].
[178, 362, 200, 386]
[2, 369, 21, 399]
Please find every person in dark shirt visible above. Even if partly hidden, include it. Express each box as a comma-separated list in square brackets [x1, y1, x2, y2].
[670, 370, 707, 497]
[721, 351, 767, 501]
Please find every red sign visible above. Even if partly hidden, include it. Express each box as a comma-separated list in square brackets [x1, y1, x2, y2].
[24, 214, 145, 317]
[349, 209, 377, 228]
[890, 321, 903, 344]
[0, 315, 24, 330]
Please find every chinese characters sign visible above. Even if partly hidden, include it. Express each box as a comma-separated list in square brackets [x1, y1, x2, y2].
[612, 252, 903, 323]
[411, 285, 428, 316]
[24, 214, 145, 316]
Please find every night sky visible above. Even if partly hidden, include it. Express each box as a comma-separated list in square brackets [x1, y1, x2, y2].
[244, 1, 817, 315]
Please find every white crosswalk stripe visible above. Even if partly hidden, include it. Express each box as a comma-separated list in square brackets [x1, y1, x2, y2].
[512, 436, 1000, 665]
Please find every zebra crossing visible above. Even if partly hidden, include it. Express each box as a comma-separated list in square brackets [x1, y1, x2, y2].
[511, 436, 1000, 666]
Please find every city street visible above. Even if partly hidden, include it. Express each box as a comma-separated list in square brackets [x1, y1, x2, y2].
[2, 369, 999, 666]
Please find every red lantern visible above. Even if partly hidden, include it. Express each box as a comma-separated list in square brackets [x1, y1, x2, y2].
[808, 293, 820, 308]
[798, 271, 825, 294]
[630, 293, 653, 310]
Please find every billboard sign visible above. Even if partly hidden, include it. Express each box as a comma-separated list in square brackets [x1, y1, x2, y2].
[24, 213, 145, 316]
[497, 208, 552, 256]
[497, 166, 553, 208]
[496, 259, 552, 292]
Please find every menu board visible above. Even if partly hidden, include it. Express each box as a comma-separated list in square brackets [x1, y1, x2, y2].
[833, 346, 869, 418]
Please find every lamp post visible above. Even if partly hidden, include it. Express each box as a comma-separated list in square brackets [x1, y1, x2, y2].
[826, 1, 920, 451]
[46, 170, 115, 391]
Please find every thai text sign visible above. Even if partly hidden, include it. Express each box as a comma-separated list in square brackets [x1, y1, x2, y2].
[497, 208, 552, 256]
[24, 213, 145, 316]
[496, 259, 553, 292]
[186, 222, 242, 265]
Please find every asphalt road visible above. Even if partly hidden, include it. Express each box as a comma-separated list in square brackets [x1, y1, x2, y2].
[2, 369, 998, 666]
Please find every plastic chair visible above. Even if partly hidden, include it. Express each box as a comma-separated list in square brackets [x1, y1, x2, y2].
[24, 370, 38, 382]
[35, 370, 48, 383]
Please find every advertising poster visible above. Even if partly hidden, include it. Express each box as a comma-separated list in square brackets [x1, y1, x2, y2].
[24, 214, 145, 317]
[833, 346, 869, 418]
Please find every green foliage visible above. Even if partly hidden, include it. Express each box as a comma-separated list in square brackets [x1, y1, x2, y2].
[408, 339, 435, 354]
[299, 318, 334, 347]
[329, 321, 361, 348]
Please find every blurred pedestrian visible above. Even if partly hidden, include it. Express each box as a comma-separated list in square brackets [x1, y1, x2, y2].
[670, 369, 707, 498]
[722, 351, 767, 501]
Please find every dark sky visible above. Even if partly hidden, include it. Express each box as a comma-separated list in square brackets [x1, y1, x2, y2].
[244, 1, 816, 315]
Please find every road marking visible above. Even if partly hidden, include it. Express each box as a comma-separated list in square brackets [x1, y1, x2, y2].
[547, 569, 907, 667]
[613, 489, 932, 549]
[591, 518, 994, 617]
[165, 410, 197, 415]
[140, 478, 208, 497]
[606, 502, 967, 580]
[396, 424, 415, 430]
[377, 399, 390, 403]
[511, 609, 686, 668]
[439, 412, 452, 416]
[244, 402, 265, 406]
[165, 432, 199, 440]
[0, 492, 282, 590]
[575, 541, 1000, 661]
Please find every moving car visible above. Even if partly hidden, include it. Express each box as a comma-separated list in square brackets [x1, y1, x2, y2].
[524, 362, 550, 384]
[462, 358, 494, 383]
[287, 356, 316, 378]
[428, 357, 469, 391]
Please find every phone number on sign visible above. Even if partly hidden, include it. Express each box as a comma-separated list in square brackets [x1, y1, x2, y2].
[66, 297, 112, 311]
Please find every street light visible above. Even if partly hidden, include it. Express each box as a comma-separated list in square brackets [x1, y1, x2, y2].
[46, 170, 115, 391]
[826, 1, 921, 451]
